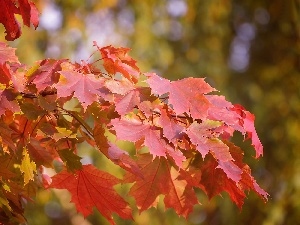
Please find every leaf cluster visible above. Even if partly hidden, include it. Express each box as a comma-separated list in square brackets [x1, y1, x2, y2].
[0, 1, 268, 224]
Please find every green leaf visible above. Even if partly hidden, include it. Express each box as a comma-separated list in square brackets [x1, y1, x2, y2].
[52, 127, 77, 141]
[58, 149, 82, 172]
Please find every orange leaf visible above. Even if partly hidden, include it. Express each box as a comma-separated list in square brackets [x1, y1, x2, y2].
[124, 154, 198, 218]
[49, 164, 132, 225]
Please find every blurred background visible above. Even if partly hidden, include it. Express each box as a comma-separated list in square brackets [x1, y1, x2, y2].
[1, 0, 299, 224]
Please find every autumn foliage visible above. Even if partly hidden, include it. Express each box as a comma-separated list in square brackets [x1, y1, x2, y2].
[0, 1, 268, 224]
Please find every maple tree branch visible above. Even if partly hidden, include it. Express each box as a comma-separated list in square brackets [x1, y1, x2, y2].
[40, 90, 57, 96]
[21, 90, 57, 99]
[21, 93, 37, 98]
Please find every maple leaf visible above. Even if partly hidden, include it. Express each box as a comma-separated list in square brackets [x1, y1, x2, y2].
[0, 64, 12, 86]
[243, 111, 263, 158]
[93, 124, 142, 177]
[28, 59, 65, 91]
[231, 104, 263, 158]
[115, 90, 140, 115]
[20, 102, 46, 120]
[0, 120, 16, 153]
[124, 154, 198, 218]
[143, 128, 180, 161]
[95, 43, 140, 82]
[0, 1, 20, 41]
[27, 138, 54, 167]
[186, 120, 243, 182]
[199, 141, 268, 208]
[49, 164, 132, 225]
[104, 78, 135, 95]
[107, 143, 143, 178]
[200, 154, 246, 208]
[110, 118, 150, 143]
[58, 149, 82, 172]
[0, 0, 39, 41]
[186, 120, 232, 160]
[9, 115, 36, 152]
[0, 44, 22, 90]
[54, 70, 105, 110]
[111, 118, 186, 166]
[18, 0, 39, 28]
[11, 70, 26, 92]
[225, 141, 268, 201]
[158, 108, 184, 142]
[0, 43, 19, 65]
[20, 148, 37, 185]
[0, 155, 16, 179]
[0, 90, 20, 116]
[115, 87, 158, 116]
[205, 95, 243, 132]
[146, 73, 215, 119]
[3, 180, 33, 223]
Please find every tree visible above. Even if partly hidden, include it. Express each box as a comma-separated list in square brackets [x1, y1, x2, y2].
[0, 1, 268, 224]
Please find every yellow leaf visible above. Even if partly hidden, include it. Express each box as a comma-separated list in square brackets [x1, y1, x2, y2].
[53, 127, 76, 141]
[25, 62, 40, 78]
[0, 191, 11, 211]
[20, 148, 36, 185]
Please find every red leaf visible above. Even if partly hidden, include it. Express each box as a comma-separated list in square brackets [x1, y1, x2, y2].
[0, 0, 39, 41]
[0, 42, 19, 65]
[54, 70, 105, 110]
[0, 155, 16, 179]
[95, 44, 140, 82]
[206, 95, 243, 132]
[0, 1, 20, 40]
[11, 70, 26, 92]
[226, 141, 268, 201]
[231, 104, 263, 158]
[27, 138, 55, 167]
[217, 160, 242, 183]
[28, 59, 65, 91]
[0, 121, 16, 152]
[107, 143, 143, 178]
[105, 78, 135, 95]
[110, 118, 165, 156]
[147, 73, 215, 119]
[0, 90, 20, 116]
[115, 90, 140, 115]
[145, 127, 185, 166]
[111, 118, 185, 166]
[124, 154, 198, 218]
[200, 155, 246, 208]
[49, 164, 132, 225]
[159, 108, 184, 142]
[200, 142, 268, 208]
[243, 111, 263, 158]
[110, 118, 150, 143]
[143, 128, 168, 157]
[240, 165, 269, 201]
[93, 124, 142, 177]
[0, 61, 24, 91]
[186, 120, 233, 161]
[18, 0, 39, 28]
[0, 64, 12, 85]
[186, 121, 244, 182]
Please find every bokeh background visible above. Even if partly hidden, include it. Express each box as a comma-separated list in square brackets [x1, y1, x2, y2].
[1, 0, 299, 224]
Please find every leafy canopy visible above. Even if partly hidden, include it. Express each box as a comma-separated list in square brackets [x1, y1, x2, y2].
[0, 1, 268, 224]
